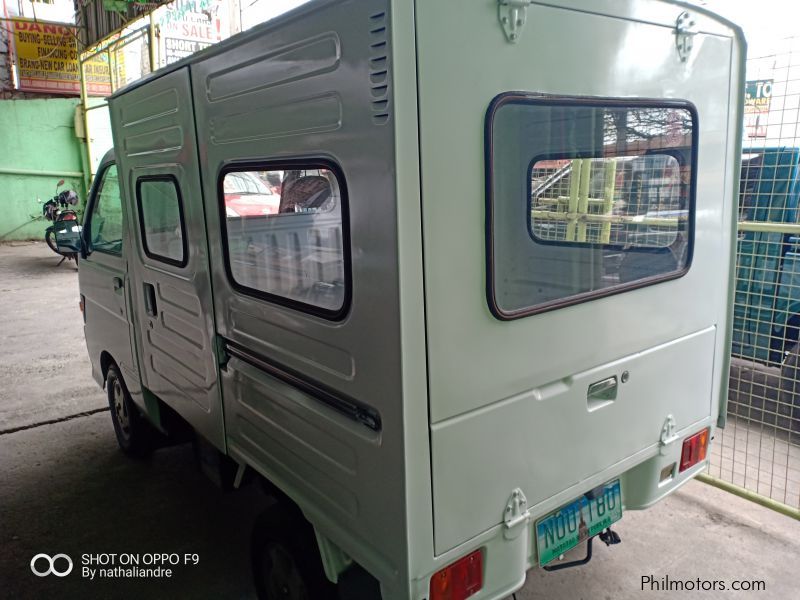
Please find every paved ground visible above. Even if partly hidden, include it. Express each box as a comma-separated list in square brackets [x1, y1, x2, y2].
[0, 243, 104, 435]
[1, 243, 799, 600]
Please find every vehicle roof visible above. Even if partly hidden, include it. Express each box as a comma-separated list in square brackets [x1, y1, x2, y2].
[109, 0, 744, 101]
[109, 0, 336, 100]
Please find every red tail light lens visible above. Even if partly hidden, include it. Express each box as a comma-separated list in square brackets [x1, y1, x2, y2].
[679, 428, 709, 472]
[430, 549, 483, 600]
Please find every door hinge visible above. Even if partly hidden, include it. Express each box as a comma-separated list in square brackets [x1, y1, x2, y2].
[503, 488, 530, 539]
[498, 0, 531, 43]
[675, 11, 698, 62]
[659, 414, 678, 455]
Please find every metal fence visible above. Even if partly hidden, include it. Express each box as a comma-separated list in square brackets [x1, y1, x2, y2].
[702, 39, 800, 519]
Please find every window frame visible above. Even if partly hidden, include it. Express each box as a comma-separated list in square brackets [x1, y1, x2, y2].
[217, 158, 352, 321]
[135, 175, 189, 268]
[84, 161, 123, 257]
[485, 92, 699, 321]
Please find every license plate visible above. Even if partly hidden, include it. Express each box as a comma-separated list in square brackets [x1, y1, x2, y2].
[535, 479, 622, 566]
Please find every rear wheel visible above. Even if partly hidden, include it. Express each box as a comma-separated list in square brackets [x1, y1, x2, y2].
[45, 227, 78, 262]
[107, 364, 156, 457]
[251, 504, 336, 600]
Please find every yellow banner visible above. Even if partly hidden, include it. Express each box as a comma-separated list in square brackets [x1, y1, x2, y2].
[10, 18, 111, 96]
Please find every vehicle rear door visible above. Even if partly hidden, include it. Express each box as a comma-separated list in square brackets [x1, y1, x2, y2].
[416, 2, 739, 554]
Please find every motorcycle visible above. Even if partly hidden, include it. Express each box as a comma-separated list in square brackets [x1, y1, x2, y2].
[42, 179, 81, 265]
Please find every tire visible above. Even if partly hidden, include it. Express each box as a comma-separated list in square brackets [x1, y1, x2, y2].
[45, 227, 78, 261]
[107, 364, 156, 457]
[251, 504, 336, 600]
[44, 228, 59, 255]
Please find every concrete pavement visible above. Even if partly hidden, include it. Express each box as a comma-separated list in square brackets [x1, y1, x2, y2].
[0, 242, 105, 434]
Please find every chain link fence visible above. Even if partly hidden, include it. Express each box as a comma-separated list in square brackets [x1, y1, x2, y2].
[704, 38, 800, 518]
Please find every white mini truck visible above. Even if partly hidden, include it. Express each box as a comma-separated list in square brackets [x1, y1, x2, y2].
[66, 1, 744, 598]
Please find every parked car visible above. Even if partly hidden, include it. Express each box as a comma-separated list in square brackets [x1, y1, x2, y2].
[223, 171, 280, 217]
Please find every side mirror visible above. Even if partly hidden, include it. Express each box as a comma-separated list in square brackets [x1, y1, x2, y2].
[53, 221, 84, 254]
[56, 179, 65, 187]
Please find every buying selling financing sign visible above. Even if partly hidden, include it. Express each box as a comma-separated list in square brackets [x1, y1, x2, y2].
[10, 18, 111, 95]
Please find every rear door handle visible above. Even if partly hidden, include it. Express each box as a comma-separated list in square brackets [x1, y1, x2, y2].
[112, 277, 124, 291]
[143, 282, 158, 317]
[587, 376, 618, 402]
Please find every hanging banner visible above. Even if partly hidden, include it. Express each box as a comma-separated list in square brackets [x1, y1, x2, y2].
[155, 0, 230, 67]
[81, 53, 114, 97]
[744, 79, 773, 138]
[9, 18, 111, 95]
[10, 18, 80, 94]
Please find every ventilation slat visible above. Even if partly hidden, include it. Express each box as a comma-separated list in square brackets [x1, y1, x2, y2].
[368, 10, 390, 125]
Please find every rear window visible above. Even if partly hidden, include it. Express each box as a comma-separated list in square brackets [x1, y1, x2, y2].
[487, 95, 696, 319]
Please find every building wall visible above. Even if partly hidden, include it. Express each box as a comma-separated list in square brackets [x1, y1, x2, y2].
[0, 98, 85, 241]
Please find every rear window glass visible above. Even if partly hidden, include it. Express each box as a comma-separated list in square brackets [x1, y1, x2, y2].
[487, 95, 696, 319]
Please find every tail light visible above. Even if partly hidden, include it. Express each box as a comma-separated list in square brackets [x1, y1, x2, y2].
[430, 549, 483, 600]
[679, 428, 709, 472]
[79, 295, 86, 323]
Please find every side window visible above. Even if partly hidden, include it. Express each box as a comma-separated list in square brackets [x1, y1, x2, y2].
[487, 95, 696, 319]
[136, 177, 187, 267]
[88, 164, 124, 256]
[220, 163, 350, 319]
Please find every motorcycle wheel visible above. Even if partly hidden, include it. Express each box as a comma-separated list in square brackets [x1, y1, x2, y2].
[45, 228, 60, 255]
[45, 227, 77, 260]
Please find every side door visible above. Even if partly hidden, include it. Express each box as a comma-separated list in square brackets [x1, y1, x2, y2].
[109, 67, 223, 450]
[79, 158, 139, 396]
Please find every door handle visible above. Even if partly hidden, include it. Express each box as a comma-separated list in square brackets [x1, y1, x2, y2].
[143, 282, 158, 317]
[587, 376, 618, 403]
[113, 277, 124, 291]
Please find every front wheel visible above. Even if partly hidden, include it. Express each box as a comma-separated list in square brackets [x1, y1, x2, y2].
[107, 364, 156, 457]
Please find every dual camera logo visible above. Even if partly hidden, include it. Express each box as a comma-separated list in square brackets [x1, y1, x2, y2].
[30, 553, 73, 577]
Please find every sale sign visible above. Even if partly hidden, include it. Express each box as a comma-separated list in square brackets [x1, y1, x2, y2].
[155, 0, 230, 66]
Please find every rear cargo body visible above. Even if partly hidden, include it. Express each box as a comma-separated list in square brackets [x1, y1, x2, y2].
[415, 0, 742, 566]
